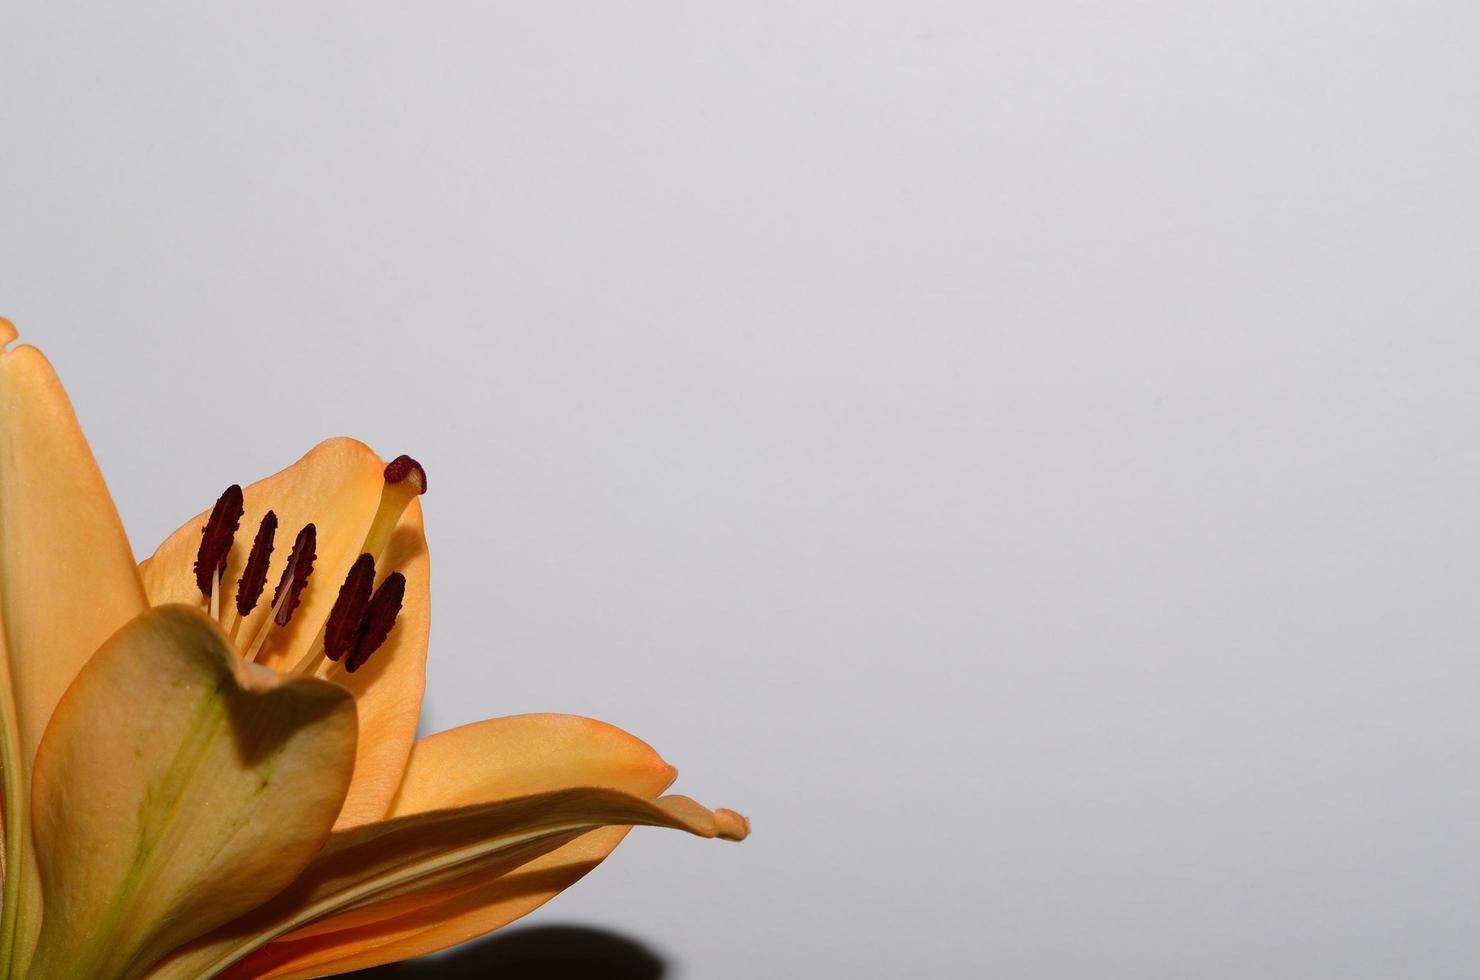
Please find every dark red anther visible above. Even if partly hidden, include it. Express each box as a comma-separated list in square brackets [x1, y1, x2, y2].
[193, 484, 244, 596]
[235, 510, 278, 617]
[346, 572, 406, 673]
[324, 553, 376, 662]
[272, 523, 317, 627]
[383, 455, 428, 494]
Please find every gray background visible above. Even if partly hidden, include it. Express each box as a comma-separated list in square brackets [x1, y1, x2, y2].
[3, 3, 1479, 978]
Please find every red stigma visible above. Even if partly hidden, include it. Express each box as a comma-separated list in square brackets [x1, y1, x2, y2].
[324, 554, 376, 662]
[384, 455, 428, 494]
[346, 572, 406, 673]
[193, 485, 244, 596]
[272, 524, 317, 627]
[235, 511, 278, 617]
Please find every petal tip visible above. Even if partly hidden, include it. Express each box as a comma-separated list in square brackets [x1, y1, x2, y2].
[0, 316, 17, 349]
[656, 795, 751, 841]
[714, 808, 750, 841]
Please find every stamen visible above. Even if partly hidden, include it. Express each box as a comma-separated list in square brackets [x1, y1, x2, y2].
[203, 454, 424, 674]
[360, 455, 428, 564]
[346, 572, 405, 673]
[194, 484, 244, 598]
[324, 554, 376, 662]
[272, 523, 318, 628]
[235, 510, 278, 618]
[244, 522, 316, 663]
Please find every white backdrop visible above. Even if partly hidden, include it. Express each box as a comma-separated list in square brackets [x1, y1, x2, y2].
[5, 3, 1480, 977]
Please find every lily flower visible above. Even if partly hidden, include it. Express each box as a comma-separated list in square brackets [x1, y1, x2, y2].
[0, 319, 748, 980]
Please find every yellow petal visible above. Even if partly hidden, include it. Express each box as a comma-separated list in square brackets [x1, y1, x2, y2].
[140, 437, 429, 829]
[0, 337, 148, 972]
[222, 714, 680, 976]
[27, 604, 358, 980]
[151, 789, 748, 980]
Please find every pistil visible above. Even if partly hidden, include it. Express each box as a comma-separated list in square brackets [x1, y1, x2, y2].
[361, 455, 427, 563]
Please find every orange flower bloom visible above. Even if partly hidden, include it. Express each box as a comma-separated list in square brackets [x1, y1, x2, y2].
[0, 319, 746, 980]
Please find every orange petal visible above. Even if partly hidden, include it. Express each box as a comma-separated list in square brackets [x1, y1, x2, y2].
[391, 713, 679, 814]
[0, 339, 147, 759]
[151, 788, 746, 980]
[27, 605, 357, 980]
[229, 828, 637, 978]
[294, 713, 679, 943]
[0, 335, 148, 972]
[224, 714, 679, 976]
[139, 438, 429, 829]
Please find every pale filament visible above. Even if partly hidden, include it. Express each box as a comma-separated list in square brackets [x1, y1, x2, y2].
[245, 584, 295, 664]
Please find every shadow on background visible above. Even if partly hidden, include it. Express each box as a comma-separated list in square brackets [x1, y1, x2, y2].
[350, 924, 667, 979]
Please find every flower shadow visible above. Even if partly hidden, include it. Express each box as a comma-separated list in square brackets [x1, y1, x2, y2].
[349, 924, 667, 979]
